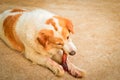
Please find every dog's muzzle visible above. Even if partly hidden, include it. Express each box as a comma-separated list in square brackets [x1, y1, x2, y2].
[63, 39, 77, 56]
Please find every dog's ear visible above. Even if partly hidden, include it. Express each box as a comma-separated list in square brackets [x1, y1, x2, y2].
[66, 19, 74, 34]
[37, 29, 54, 47]
[54, 16, 74, 34]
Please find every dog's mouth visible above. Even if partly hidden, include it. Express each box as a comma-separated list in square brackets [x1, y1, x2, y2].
[60, 48, 76, 71]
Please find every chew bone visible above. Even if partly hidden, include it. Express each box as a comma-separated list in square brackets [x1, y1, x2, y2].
[61, 51, 68, 71]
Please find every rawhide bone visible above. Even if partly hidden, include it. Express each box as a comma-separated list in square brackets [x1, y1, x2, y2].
[61, 51, 68, 71]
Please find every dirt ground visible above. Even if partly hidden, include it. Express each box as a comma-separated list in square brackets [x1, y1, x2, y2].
[0, 0, 120, 80]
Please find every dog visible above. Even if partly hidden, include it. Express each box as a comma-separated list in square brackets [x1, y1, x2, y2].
[0, 8, 84, 78]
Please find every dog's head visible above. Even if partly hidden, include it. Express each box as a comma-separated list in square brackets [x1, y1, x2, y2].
[37, 16, 77, 56]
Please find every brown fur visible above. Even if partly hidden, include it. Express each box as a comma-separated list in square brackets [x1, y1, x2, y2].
[11, 8, 26, 13]
[3, 14, 24, 52]
[37, 29, 54, 48]
[62, 27, 70, 39]
[54, 16, 74, 34]
[37, 29, 64, 50]
[46, 18, 58, 31]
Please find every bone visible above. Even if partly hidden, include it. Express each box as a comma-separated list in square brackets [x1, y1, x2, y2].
[61, 51, 68, 71]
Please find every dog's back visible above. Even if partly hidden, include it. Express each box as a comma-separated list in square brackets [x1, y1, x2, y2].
[0, 9, 27, 51]
[0, 8, 55, 52]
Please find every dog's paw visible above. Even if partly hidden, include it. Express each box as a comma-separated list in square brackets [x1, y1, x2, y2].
[46, 58, 64, 77]
[68, 68, 85, 78]
[53, 65, 65, 77]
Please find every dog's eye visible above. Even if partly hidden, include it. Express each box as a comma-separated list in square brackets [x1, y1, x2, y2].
[67, 36, 69, 39]
[56, 42, 63, 46]
[56, 42, 62, 45]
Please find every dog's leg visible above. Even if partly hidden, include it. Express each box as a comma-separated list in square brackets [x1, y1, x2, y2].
[52, 53, 85, 78]
[24, 47, 64, 76]
[67, 60, 85, 78]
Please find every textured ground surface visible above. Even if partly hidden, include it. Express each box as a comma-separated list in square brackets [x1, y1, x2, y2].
[0, 0, 120, 80]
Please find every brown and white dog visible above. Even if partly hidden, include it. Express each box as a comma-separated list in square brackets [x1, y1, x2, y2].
[0, 8, 84, 78]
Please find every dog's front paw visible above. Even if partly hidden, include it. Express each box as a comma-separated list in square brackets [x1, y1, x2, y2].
[68, 68, 85, 78]
[53, 65, 65, 77]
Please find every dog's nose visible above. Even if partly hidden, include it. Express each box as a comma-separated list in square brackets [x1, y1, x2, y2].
[69, 51, 76, 55]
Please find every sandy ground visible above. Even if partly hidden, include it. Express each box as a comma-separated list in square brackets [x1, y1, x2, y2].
[0, 0, 120, 80]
